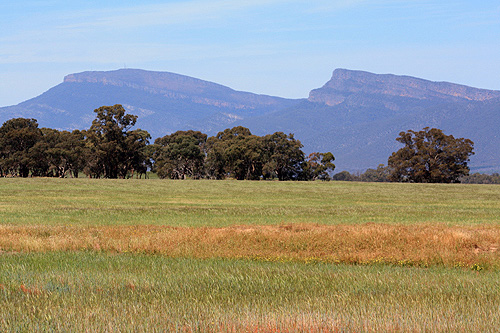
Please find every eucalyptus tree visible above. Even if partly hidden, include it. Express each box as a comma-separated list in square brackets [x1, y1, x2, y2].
[0, 118, 42, 177]
[153, 130, 207, 179]
[302, 152, 336, 180]
[261, 132, 305, 180]
[84, 105, 150, 178]
[205, 126, 264, 180]
[388, 127, 474, 183]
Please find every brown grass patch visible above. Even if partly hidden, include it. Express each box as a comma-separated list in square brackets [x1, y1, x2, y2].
[1, 223, 499, 268]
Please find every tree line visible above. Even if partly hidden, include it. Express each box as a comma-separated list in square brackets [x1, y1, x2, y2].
[0, 105, 480, 183]
[0, 105, 335, 180]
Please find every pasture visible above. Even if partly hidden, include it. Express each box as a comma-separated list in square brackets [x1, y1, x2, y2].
[1, 178, 500, 227]
[1, 178, 499, 331]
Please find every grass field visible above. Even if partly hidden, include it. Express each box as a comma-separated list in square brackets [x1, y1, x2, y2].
[1, 178, 500, 226]
[1, 178, 500, 331]
[1, 253, 499, 331]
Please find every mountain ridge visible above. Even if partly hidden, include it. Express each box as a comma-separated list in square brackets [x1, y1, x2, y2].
[63, 69, 293, 109]
[0, 69, 301, 137]
[1, 68, 499, 173]
[309, 68, 500, 106]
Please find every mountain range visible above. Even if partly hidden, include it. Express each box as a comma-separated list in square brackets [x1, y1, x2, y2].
[1, 68, 499, 173]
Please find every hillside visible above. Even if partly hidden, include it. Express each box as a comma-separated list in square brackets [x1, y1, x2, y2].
[236, 69, 500, 173]
[1, 68, 499, 173]
[0, 69, 300, 137]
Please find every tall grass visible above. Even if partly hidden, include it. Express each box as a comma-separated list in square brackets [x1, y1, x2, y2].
[1, 178, 499, 330]
[1, 252, 499, 331]
[1, 178, 499, 227]
[1, 223, 499, 269]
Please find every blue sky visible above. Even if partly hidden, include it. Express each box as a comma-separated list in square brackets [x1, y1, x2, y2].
[1, 0, 499, 106]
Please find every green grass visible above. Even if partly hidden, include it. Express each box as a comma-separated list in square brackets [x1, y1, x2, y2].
[1, 178, 500, 227]
[1, 252, 499, 331]
[1, 178, 500, 330]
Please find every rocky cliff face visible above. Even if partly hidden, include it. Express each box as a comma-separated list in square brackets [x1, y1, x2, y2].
[308, 69, 500, 106]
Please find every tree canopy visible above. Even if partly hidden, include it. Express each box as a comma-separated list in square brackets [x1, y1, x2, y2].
[85, 105, 151, 179]
[204, 126, 262, 180]
[261, 132, 305, 181]
[388, 127, 474, 183]
[154, 130, 207, 179]
[0, 105, 336, 180]
[2, 111, 485, 184]
[0, 118, 42, 177]
[302, 152, 336, 181]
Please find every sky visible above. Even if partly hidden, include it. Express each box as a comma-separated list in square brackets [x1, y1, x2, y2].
[1, 0, 499, 107]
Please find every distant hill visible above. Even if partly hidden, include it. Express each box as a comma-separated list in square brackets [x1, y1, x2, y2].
[236, 69, 500, 173]
[0, 69, 300, 137]
[1, 68, 499, 173]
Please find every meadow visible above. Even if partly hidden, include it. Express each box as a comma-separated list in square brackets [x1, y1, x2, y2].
[1, 178, 500, 331]
[1, 178, 500, 227]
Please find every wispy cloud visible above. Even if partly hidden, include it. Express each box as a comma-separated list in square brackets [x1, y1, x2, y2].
[0, 0, 307, 66]
[304, 0, 428, 14]
[305, 0, 372, 13]
[54, 0, 294, 30]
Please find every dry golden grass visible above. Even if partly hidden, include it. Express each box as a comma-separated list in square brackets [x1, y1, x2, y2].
[1, 223, 499, 268]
